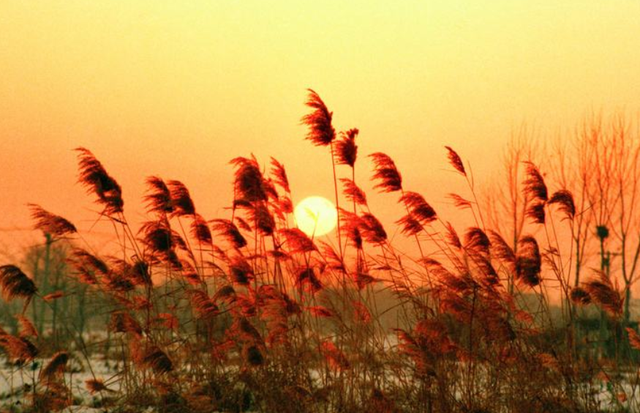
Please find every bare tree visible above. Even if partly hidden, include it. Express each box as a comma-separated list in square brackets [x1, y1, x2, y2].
[607, 116, 640, 324]
[552, 114, 640, 325]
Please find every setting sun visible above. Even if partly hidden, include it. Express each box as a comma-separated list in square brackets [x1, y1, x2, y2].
[293, 196, 337, 237]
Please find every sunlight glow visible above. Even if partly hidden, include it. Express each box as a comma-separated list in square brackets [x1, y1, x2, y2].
[293, 196, 337, 237]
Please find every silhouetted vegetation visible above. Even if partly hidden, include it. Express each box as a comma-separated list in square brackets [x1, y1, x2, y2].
[1, 92, 639, 412]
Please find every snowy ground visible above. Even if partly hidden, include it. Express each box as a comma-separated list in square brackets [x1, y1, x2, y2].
[1, 350, 638, 412]
[0, 356, 122, 412]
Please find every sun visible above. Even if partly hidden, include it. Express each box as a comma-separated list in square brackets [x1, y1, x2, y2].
[294, 196, 338, 237]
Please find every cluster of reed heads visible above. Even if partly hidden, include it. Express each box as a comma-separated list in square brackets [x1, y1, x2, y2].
[0, 90, 639, 413]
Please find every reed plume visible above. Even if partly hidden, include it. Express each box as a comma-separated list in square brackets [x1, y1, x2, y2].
[0, 265, 37, 301]
[302, 89, 344, 255]
[319, 242, 345, 271]
[68, 248, 109, 286]
[570, 287, 591, 305]
[394, 329, 435, 375]
[270, 157, 291, 193]
[399, 191, 437, 232]
[295, 267, 323, 293]
[257, 288, 290, 345]
[548, 189, 576, 220]
[320, 340, 350, 371]
[213, 284, 237, 304]
[414, 318, 457, 354]
[167, 179, 196, 216]
[354, 272, 378, 290]
[231, 156, 268, 203]
[232, 317, 264, 344]
[282, 292, 301, 315]
[109, 311, 143, 336]
[28, 204, 77, 237]
[211, 218, 247, 249]
[627, 328, 640, 351]
[0, 332, 38, 362]
[144, 176, 174, 215]
[104, 272, 134, 293]
[422, 258, 455, 282]
[488, 230, 516, 270]
[235, 216, 252, 232]
[249, 202, 276, 236]
[526, 202, 546, 225]
[523, 162, 547, 224]
[444, 222, 462, 249]
[43, 291, 65, 302]
[335, 128, 359, 167]
[352, 300, 371, 324]
[581, 271, 623, 318]
[464, 227, 491, 256]
[188, 290, 220, 320]
[397, 215, 423, 236]
[191, 213, 213, 244]
[75, 147, 123, 215]
[339, 209, 364, 249]
[16, 315, 38, 338]
[437, 270, 477, 296]
[110, 258, 152, 287]
[85, 379, 112, 394]
[229, 256, 254, 285]
[523, 162, 548, 201]
[156, 313, 179, 331]
[140, 221, 184, 268]
[40, 351, 69, 381]
[340, 178, 367, 206]
[472, 254, 500, 285]
[131, 341, 173, 374]
[445, 146, 466, 176]
[370, 152, 403, 192]
[448, 193, 472, 209]
[515, 236, 542, 287]
[263, 176, 279, 201]
[359, 213, 387, 244]
[279, 228, 317, 253]
[308, 306, 335, 318]
[179, 261, 203, 285]
[301, 89, 335, 146]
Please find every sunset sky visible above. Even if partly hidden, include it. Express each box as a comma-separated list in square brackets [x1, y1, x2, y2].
[1, 1, 640, 258]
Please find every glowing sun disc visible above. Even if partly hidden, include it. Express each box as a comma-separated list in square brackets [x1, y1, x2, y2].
[294, 196, 337, 237]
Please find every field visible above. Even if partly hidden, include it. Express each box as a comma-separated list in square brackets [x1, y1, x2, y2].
[1, 92, 640, 413]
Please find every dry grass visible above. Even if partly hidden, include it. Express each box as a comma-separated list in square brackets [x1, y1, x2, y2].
[0, 93, 639, 413]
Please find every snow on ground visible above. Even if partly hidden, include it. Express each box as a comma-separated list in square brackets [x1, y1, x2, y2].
[1, 349, 638, 411]
[0, 355, 121, 412]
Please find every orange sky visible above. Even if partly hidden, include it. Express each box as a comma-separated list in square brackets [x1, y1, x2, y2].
[1, 1, 640, 259]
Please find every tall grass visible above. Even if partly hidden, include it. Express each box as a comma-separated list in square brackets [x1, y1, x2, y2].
[0, 94, 639, 413]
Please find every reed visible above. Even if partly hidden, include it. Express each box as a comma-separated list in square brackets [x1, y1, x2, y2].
[0, 97, 639, 413]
